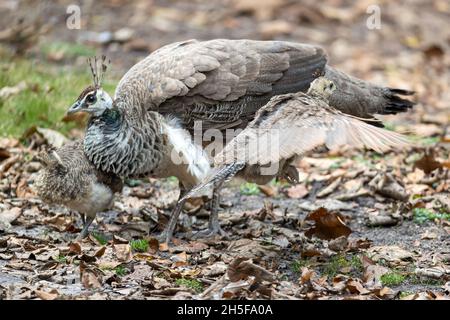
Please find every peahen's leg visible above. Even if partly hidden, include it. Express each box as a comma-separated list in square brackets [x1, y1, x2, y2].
[158, 183, 187, 244]
[193, 181, 228, 239]
[77, 215, 95, 240]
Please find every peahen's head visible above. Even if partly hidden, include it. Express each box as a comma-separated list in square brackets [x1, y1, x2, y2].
[307, 77, 336, 99]
[68, 85, 113, 116]
[67, 56, 113, 116]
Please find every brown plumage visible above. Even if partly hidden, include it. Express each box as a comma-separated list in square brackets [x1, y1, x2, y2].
[66, 39, 415, 243]
[34, 140, 123, 239]
[181, 78, 411, 237]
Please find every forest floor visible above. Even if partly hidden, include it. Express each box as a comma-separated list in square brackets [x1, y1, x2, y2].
[0, 0, 449, 300]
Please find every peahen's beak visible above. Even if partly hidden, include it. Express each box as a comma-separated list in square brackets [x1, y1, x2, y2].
[67, 101, 83, 114]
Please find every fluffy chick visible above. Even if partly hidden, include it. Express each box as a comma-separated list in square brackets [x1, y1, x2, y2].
[34, 140, 123, 239]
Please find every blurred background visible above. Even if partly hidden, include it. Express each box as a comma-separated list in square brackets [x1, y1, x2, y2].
[0, 0, 448, 139]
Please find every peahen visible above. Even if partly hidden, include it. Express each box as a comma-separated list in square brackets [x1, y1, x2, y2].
[66, 39, 414, 243]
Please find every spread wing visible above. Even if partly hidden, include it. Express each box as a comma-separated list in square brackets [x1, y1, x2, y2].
[215, 93, 410, 166]
[181, 92, 411, 200]
[115, 39, 327, 130]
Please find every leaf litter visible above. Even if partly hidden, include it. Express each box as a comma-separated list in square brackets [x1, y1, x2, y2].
[0, 0, 449, 300]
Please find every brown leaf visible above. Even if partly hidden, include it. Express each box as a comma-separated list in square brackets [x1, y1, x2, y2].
[299, 267, 315, 284]
[227, 257, 274, 283]
[113, 244, 132, 262]
[363, 263, 390, 288]
[367, 245, 414, 264]
[22, 126, 68, 148]
[255, 201, 274, 221]
[16, 178, 35, 199]
[423, 44, 445, 59]
[348, 238, 372, 251]
[258, 185, 277, 197]
[304, 207, 352, 240]
[171, 241, 209, 254]
[35, 289, 59, 300]
[286, 184, 308, 199]
[81, 269, 102, 289]
[0, 81, 27, 99]
[414, 151, 443, 174]
[0, 207, 22, 224]
[159, 242, 169, 252]
[146, 237, 160, 252]
[68, 242, 82, 255]
[0, 148, 10, 161]
[94, 246, 106, 258]
[373, 286, 396, 299]
[112, 235, 129, 244]
[346, 279, 370, 295]
[328, 236, 349, 252]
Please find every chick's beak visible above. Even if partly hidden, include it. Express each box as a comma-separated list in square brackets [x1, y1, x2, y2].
[67, 101, 83, 115]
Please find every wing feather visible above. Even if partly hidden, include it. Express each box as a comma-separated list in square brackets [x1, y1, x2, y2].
[215, 94, 410, 166]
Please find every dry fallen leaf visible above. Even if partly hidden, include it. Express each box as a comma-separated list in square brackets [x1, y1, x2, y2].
[34, 289, 59, 300]
[81, 269, 102, 289]
[227, 257, 274, 283]
[346, 279, 370, 295]
[22, 126, 68, 148]
[0, 81, 27, 99]
[68, 242, 82, 255]
[362, 256, 390, 288]
[414, 151, 443, 174]
[367, 245, 414, 264]
[286, 184, 309, 199]
[0, 207, 22, 224]
[258, 184, 277, 197]
[304, 207, 352, 240]
[0, 148, 10, 161]
[113, 244, 132, 262]
[328, 236, 348, 252]
[94, 246, 106, 258]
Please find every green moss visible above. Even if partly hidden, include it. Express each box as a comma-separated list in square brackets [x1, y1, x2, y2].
[130, 239, 149, 252]
[408, 274, 445, 286]
[91, 232, 108, 245]
[125, 179, 143, 187]
[350, 254, 363, 270]
[167, 176, 179, 183]
[409, 135, 440, 146]
[175, 278, 204, 293]
[380, 272, 406, 287]
[114, 265, 128, 276]
[322, 254, 363, 278]
[99, 264, 128, 276]
[413, 208, 450, 224]
[291, 259, 310, 273]
[55, 254, 67, 263]
[240, 182, 260, 195]
[399, 291, 414, 299]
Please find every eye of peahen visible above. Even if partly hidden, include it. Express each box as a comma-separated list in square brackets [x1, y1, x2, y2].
[86, 94, 97, 104]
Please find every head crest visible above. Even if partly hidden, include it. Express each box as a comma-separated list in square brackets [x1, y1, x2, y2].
[87, 55, 110, 88]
